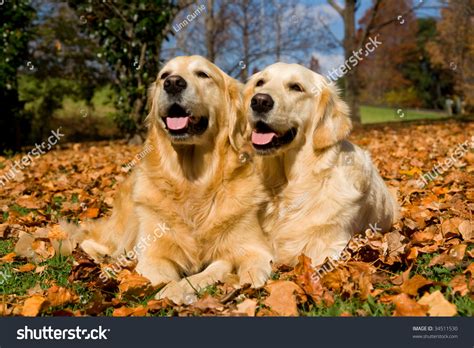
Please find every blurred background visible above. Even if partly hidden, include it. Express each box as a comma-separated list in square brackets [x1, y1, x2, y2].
[1, 0, 473, 152]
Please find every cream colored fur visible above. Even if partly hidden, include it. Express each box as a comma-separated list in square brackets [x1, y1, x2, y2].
[243, 63, 399, 267]
[73, 56, 272, 303]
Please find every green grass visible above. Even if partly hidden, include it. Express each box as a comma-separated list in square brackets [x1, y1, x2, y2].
[303, 295, 394, 317]
[361, 105, 450, 124]
[0, 239, 95, 315]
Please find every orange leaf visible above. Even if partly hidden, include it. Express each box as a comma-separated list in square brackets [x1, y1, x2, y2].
[16, 263, 36, 273]
[22, 295, 48, 317]
[400, 275, 433, 296]
[113, 306, 147, 317]
[47, 285, 78, 307]
[234, 299, 257, 317]
[449, 275, 468, 296]
[264, 280, 305, 316]
[80, 207, 100, 219]
[392, 293, 428, 316]
[417, 291, 457, 316]
[0, 252, 16, 263]
[117, 270, 154, 299]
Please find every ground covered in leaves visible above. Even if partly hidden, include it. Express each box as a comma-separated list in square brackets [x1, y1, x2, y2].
[0, 119, 473, 317]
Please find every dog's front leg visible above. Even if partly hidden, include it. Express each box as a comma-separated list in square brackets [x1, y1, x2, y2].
[156, 260, 233, 304]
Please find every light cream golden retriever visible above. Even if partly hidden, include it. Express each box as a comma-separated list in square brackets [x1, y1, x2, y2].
[243, 62, 398, 267]
[70, 56, 272, 303]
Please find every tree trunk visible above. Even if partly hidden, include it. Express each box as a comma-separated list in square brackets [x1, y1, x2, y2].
[205, 0, 216, 62]
[343, 0, 361, 124]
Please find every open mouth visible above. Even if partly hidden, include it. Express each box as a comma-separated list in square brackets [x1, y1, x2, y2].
[251, 121, 297, 154]
[163, 104, 208, 138]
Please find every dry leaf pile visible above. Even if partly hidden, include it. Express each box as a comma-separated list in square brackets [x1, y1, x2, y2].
[0, 121, 472, 317]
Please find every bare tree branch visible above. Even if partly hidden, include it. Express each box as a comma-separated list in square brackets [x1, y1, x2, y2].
[357, 0, 381, 51]
[328, 0, 343, 16]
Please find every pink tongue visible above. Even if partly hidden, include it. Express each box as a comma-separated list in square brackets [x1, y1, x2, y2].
[166, 117, 189, 130]
[252, 130, 277, 145]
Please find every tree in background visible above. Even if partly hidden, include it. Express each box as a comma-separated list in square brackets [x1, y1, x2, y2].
[20, 2, 110, 141]
[70, 1, 184, 136]
[327, 0, 425, 124]
[165, 0, 335, 79]
[357, 0, 418, 107]
[0, 1, 36, 150]
[400, 18, 454, 109]
[427, 0, 474, 112]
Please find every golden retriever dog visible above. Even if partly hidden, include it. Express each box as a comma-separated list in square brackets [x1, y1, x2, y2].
[242, 62, 398, 267]
[71, 56, 272, 303]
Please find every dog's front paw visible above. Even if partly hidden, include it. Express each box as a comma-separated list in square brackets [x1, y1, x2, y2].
[156, 280, 197, 305]
[239, 266, 271, 288]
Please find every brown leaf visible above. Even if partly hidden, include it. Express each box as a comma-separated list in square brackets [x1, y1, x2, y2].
[234, 299, 257, 317]
[146, 298, 174, 313]
[117, 270, 154, 299]
[32, 240, 55, 261]
[392, 293, 428, 316]
[264, 280, 304, 316]
[0, 224, 9, 239]
[458, 220, 472, 241]
[22, 295, 48, 317]
[429, 244, 466, 268]
[464, 263, 474, 275]
[47, 285, 78, 307]
[293, 254, 329, 304]
[16, 195, 42, 210]
[400, 275, 433, 296]
[449, 275, 469, 296]
[441, 218, 464, 238]
[417, 291, 457, 316]
[192, 295, 224, 312]
[385, 231, 405, 258]
[411, 228, 435, 244]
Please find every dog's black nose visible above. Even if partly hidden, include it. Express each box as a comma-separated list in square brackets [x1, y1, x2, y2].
[251, 93, 274, 114]
[164, 75, 187, 95]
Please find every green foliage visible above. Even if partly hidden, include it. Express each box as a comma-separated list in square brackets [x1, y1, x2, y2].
[401, 18, 455, 109]
[0, 0, 36, 151]
[385, 87, 422, 108]
[70, 1, 179, 134]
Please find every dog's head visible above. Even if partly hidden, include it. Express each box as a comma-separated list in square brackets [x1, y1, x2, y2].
[243, 62, 352, 156]
[148, 55, 243, 149]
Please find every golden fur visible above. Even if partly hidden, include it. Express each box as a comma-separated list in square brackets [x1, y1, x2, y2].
[243, 62, 399, 267]
[73, 56, 272, 303]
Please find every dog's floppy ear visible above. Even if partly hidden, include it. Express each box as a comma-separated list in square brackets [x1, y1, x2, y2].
[145, 81, 158, 125]
[226, 77, 248, 152]
[312, 83, 352, 149]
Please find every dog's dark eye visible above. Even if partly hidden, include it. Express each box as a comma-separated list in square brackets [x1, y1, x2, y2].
[196, 71, 210, 78]
[289, 83, 304, 92]
[160, 72, 170, 80]
[256, 79, 265, 87]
